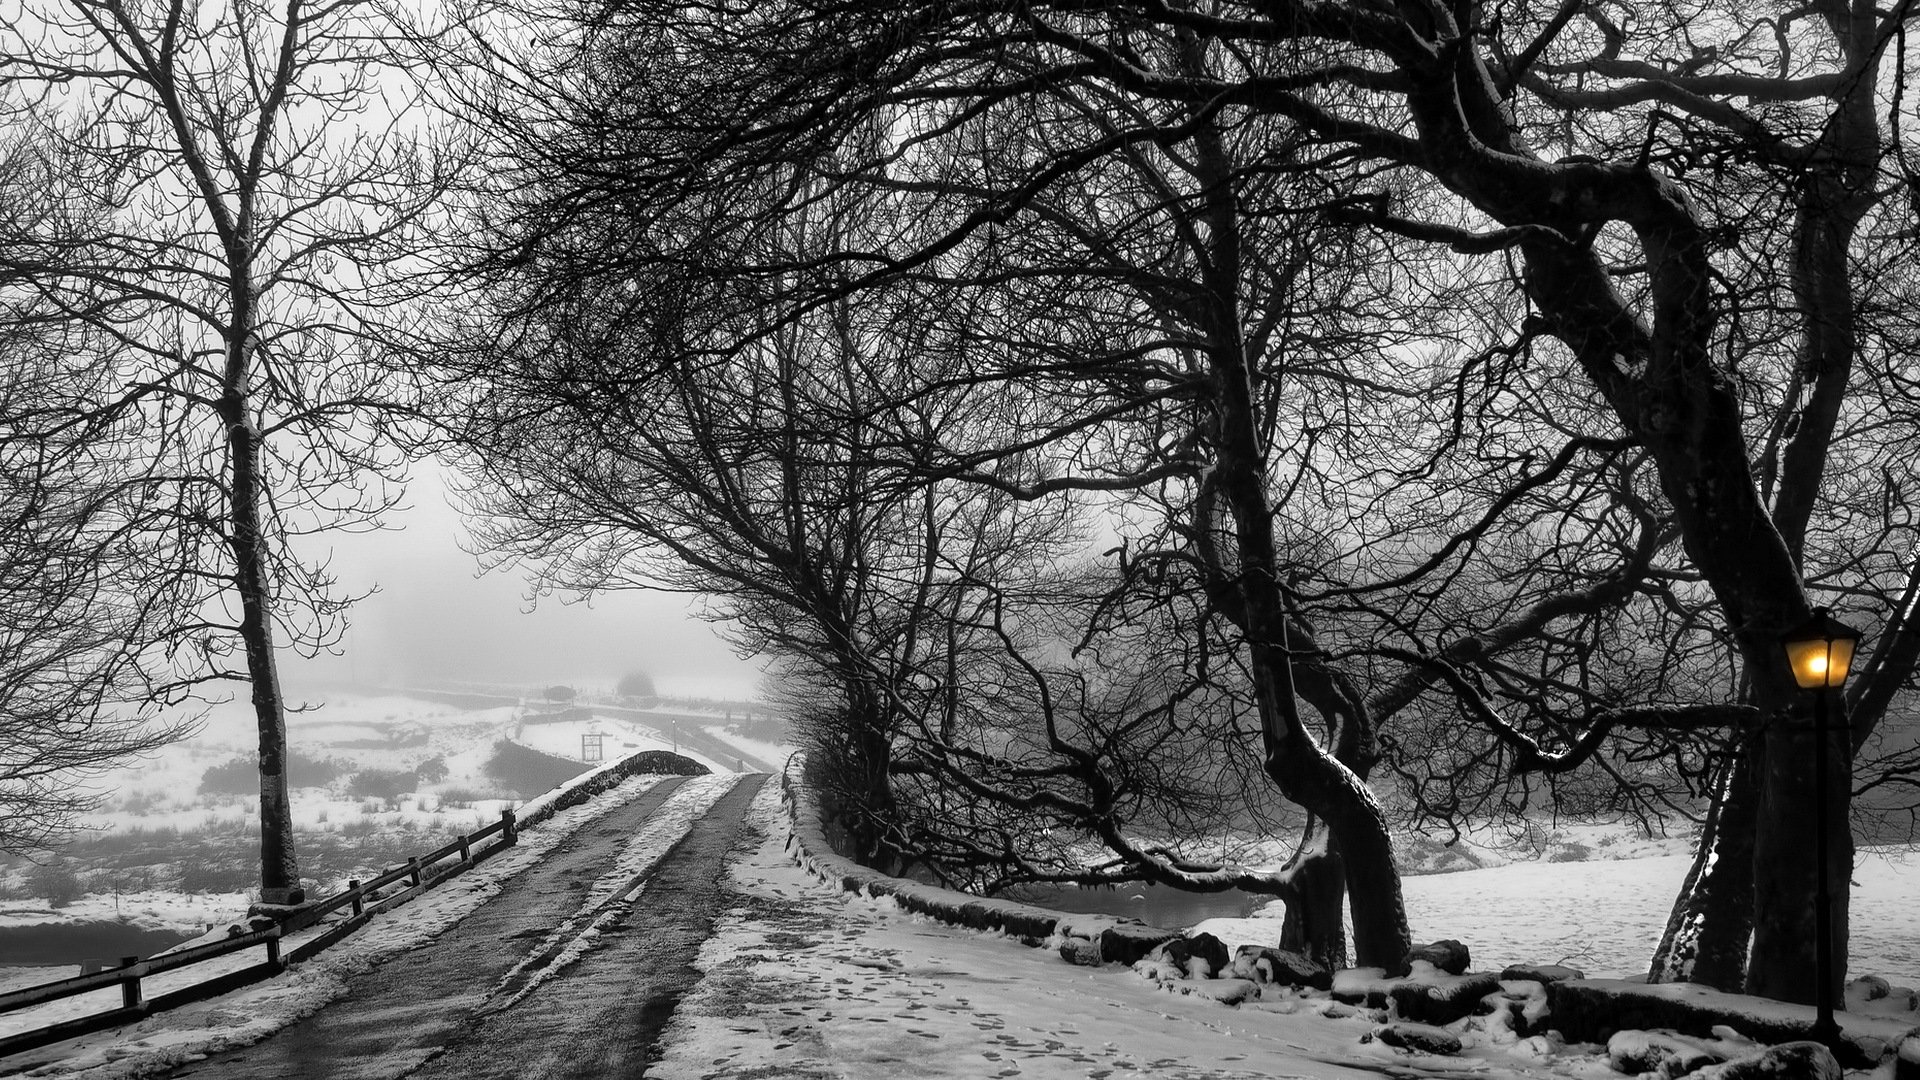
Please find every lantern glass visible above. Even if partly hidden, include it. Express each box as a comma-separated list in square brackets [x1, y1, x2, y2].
[1781, 609, 1861, 689]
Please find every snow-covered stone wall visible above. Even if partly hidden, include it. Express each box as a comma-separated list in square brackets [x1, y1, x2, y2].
[779, 753, 1177, 965]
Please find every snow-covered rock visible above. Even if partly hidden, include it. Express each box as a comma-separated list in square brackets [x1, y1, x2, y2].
[1230, 945, 1332, 990]
[1180, 977, 1259, 1006]
[1370, 1021, 1463, 1055]
[1896, 1028, 1920, 1080]
[1489, 977, 1554, 1037]
[1412, 938, 1471, 975]
[1605, 1027, 1746, 1075]
[1058, 935, 1102, 967]
[1157, 932, 1230, 979]
[1334, 961, 1500, 1025]
[1854, 975, 1894, 1001]
[1712, 1039, 1841, 1080]
[1503, 962, 1585, 983]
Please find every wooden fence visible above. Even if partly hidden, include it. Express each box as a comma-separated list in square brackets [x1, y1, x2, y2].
[0, 809, 519, 1058]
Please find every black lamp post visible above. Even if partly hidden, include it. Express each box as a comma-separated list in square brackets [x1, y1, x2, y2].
[1780, 606, 1860, 1049]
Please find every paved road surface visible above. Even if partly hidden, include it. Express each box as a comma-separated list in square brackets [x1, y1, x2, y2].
[164, 772, 767, 1080]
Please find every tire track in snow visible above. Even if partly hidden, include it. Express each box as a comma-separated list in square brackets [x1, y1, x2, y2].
[403, 773, 771, 1080]
[157, 774, 707, 1080]
[478, 773, 745, 1012]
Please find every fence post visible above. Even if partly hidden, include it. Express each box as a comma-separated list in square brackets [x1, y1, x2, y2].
[267, 933, 282, 969]
[501, 808, 517, 844]
[120, 956, 142, 1010]
[408, 856, 423, 888]
[458, 834, 471, 862]
[349, 879, 363, 917]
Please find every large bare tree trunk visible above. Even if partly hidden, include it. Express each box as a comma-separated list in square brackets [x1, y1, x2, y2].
[1279, 821, 1348, 970]
[1184, 82, 1411, 973]
[1650, 754, 1757, 989]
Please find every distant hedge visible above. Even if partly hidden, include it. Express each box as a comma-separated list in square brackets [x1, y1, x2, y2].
[483, 739, 593, 795]
[199, 752, 342, 795]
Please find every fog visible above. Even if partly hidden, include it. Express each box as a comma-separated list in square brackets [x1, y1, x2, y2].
[294, 468, 764, 701]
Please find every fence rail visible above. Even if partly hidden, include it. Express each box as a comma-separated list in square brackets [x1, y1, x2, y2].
[0, 808, 519, 1058]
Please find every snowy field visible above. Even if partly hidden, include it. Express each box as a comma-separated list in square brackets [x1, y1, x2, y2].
[1196, 847, 1920, 987]
[0, 689, 784, 975]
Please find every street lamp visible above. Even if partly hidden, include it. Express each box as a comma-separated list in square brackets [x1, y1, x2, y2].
[1780, 606, 1860, 1049]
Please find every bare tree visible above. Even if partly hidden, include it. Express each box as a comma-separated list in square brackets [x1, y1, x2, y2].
[434, 0, 1920, 998]
[0, 0, 443, 902]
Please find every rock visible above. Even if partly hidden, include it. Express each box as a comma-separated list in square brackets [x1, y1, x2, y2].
[1232, 946, 1332, 991]
[1894, 1030, 1920, 1080]
[1371, 1022, 1463, 1056]
[1058, 936, 1103, 967]
[1502, 963, 1584, 984]
[1411, 939, 1471, 976]
[1163, 932, 1231, 979]
[1490, 978, 1552, 1037]
[1849, 975, 1892, 1001]
[1716, 1040, 1841, 1080]
[1184, 978, 1258, 1006]
[1516, 1033, 1563, 1060]
[1099, 924, 1178, 967]
[1332, 967, 1395, 1008]
[1605, 1029, 1730, 1076]
[1389, 971, 1502, 1026]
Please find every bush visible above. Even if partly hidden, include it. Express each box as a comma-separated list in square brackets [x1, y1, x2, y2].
[414, 755, 449, 784]
[483, 739, 591, 795]
[616, 671, 657, 699]
[29, 860, 83, 907]
[544, 685, 576, 703]
[348, 768, 412, 801]
[199, 752, 341, 795]
[199, 757, 257, 796]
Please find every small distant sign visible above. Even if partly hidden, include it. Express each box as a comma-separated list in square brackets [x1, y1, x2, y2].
[581, 733, 604, 762]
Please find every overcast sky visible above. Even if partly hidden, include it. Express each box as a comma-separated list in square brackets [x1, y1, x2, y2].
[294, 466, 765, 701]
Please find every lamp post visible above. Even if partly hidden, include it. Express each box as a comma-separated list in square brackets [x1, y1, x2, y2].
[1780, 606, 1860, 1049]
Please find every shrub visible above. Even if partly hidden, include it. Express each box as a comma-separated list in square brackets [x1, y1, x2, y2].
[199, 757, 258, 796]
[199, 752, 341, 795]
[347, 768, 412, 801]
[413, 755, 449, 785]
[29, 860, 83, 907]
[544, 684, 576, 703]
[483, 739, 590, 794]
[616, 671, 657, 699]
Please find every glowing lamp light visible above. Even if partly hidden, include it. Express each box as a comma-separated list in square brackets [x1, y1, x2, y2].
[1781, 607, 1861, 690]
[1778, 604, 1861, 1048]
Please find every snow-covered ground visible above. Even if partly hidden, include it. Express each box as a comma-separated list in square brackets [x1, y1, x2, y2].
[1192, 846, 1920, 988]
[650, 781, 1613, 1080]
[6, 774, 1916, 1079]
[0, 774, 744, 1076]
[513, 714, 734, 775]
